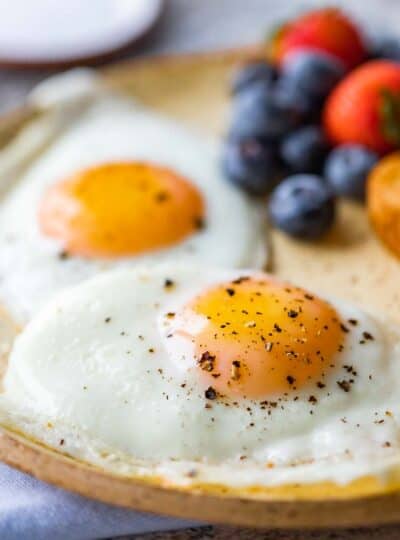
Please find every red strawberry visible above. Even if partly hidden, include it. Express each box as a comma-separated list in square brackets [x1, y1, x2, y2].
[269, 8, 366, 69]
[324, 61, 400, 154]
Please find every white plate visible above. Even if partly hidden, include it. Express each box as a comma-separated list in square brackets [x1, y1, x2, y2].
[0, 0, 163, 67]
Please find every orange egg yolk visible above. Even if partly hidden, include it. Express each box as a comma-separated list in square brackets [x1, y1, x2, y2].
[38, 162, 205, 258]
[175, 276, 344, 399]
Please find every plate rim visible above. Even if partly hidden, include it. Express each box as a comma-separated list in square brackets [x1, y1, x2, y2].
[2, 425, 400, 529]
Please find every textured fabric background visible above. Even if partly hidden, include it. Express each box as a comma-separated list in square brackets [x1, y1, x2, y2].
[0, 462, 198, 540]
[1, 1, 400, 539]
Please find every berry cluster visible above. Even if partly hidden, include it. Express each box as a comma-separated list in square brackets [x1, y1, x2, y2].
[222, 7, 400, 240]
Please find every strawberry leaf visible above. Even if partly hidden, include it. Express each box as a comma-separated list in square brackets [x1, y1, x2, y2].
[265, 20, 287, 43]
[265, 21, 289, 62]
[380, 89, 400, 146]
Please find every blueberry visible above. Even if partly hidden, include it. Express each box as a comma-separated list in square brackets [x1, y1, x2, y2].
[280, 126, 330, 173]
[268, 174, 335, 240]
[222, 136, 282, 196]
[370, 36, 400, 61]
[230, 84, 299, 141]
[231, 60, 277, 95]
[281, 51, 345, 100]
[324, 144, 379, 201]
[273, 78, 321, 123]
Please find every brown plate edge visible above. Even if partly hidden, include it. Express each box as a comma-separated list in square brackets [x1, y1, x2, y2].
[1, 426, 400, 529]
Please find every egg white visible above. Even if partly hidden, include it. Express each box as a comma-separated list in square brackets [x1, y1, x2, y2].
[1, 263, 400, 489]
[0, 91, 267, 323]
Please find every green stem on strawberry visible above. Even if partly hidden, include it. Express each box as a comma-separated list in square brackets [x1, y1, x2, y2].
[380, 88, 400, 146]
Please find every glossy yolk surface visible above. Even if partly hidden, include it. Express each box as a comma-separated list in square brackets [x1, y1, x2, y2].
[39, 162, 204, 258]
[176, 276, 344, 399]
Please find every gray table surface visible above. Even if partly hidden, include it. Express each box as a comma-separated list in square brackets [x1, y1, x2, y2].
[2, 1, 400, 538]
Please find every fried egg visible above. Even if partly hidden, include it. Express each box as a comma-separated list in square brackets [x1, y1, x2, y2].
[1, 263, 400, 489]
[0, 82, 267, 323]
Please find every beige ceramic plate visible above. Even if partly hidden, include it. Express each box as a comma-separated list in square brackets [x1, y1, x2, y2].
[1, 49, 400, 529]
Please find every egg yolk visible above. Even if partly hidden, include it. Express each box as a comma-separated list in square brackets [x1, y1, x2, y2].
[174, 276, 344, 399]
[38, 162, 205, 258]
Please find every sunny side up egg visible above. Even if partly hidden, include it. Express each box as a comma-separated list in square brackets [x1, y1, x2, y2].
[2, 264, 400, 489]
[0, 91, 267, 323]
